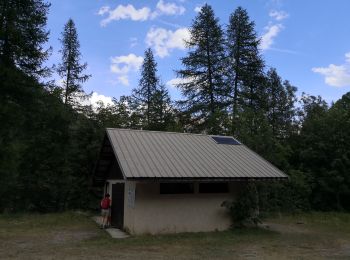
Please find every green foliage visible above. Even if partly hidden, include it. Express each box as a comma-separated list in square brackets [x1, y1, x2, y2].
[0, 1, 100, 212]
[1, 1, 350, 215]
[131, 48, 174, 130]
[57, 18, 91, 105]
[0, 67, 102, 212]
[222, 183, 261, 228]
[258, 171, 311, 214]
[148, 83, 174, 131]
[0, 0, 51, 78]
[294, 93, 350, 210]
[0, 19, 56, 210]
[226, 7, 265, 137]
[176, 4, 226, 134]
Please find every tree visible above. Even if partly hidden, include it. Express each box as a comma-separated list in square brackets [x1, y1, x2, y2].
[295, 93, 350, 210]
[57, 18, 90, 105]
[93, 95, 138, 129]
[325, 93, 350, 210]
[266, 68, 297, 140]
[226, 6, 265, 137]
[0, 0, 51, 211]
[131, 48, 173, 130]
[176, 4, 227, 134]
[222, 183, 261, 227]
[293, 94, 328, 209]
[131, 48, 159, 128]
[0, 0, 50, 78]
[148, 82, 173, 131]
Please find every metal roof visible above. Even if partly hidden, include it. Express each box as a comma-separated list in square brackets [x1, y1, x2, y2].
[103, 128, 288, 180]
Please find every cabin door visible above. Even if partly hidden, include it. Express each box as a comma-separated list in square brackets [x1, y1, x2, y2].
[111, 183, 124, 229]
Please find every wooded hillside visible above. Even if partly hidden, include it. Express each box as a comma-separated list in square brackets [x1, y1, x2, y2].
[0, 0, 349, 212]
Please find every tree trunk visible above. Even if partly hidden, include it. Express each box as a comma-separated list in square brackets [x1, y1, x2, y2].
[232, 27, 241, 137]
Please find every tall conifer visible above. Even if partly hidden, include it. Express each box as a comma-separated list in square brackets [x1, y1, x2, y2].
[131, 48, 172, 130]
[266, 68, 297, 139]
[132, 48, 158, 127]
[57, 19, 90, 105]
[226, 6, 265, 136]
[176, 4, 226, 134]
[0, 0, 50, 77]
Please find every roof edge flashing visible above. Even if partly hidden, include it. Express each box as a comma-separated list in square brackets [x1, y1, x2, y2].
[105, 131, 127, 181]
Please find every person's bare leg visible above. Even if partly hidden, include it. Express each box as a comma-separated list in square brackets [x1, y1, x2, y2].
[101, 214, 106, 228]
[107, 211, 111, 227]
[102, 215, 106, 228]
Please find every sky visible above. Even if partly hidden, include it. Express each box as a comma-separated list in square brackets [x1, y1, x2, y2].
[46, 0, 350, 107]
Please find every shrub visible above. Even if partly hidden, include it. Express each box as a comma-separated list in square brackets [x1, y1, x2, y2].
[222, 183, 261, 228]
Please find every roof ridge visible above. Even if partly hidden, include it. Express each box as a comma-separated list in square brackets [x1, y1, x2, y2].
[106, 128, 238, 138]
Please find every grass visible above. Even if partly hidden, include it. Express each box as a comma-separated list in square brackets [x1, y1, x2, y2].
[1, 211, 350, 259]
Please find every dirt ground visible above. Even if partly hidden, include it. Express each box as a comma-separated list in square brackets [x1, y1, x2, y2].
[0, 211, 350, 259]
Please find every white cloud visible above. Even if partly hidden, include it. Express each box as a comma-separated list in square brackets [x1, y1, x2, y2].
[260, 9, 289, 52]
[260, 23, 283, 50]
[152, 0, 185, 18]
[89, 92, 114, 108]
[98, 1, 185, 26]
[269, 10, 289, 21]
[98, 6, 110, 16]
[194, 4, 204, 13]
[110, 54, 144, 86]
[346, 52, 350, 63]
[312, 65, 350, 87]
[99, 4, 151, 26]
[312, 52, 350, 87]
[129, 37, 138, 48]
[166, 77, 187, 88]
[146, 27, 190, 58]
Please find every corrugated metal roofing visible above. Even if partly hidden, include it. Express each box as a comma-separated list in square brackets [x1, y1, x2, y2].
[106, 128, 288, 180]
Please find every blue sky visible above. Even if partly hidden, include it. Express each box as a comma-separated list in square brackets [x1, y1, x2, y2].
[46, 0, 350, 106]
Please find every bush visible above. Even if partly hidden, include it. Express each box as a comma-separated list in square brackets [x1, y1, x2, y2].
[257, 170, 311, 214]
[222, 183, 261, 228]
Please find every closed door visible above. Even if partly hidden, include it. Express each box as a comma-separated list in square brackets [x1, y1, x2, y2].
[111, 183, 124, 229]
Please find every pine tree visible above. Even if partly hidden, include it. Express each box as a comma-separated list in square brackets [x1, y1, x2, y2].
[266, 68, 297, 139]
[0, 0, 51, 210]
[257, 68, 297, 168]
[0, 0, 50, 78]
[226, 6, 265, 137]
[176, 4, 227, 134]
[295, 94, 329, 209]
[131, 48, 158, 127]
[149, 82, 173, 131]
[131, 48, 172, 130]
[57, 18, 90, 105]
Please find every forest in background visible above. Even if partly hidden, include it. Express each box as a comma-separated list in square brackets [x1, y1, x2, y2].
[0, 0, 349, 213]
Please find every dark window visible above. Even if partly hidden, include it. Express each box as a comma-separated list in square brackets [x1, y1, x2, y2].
[212, 136, 240, 145]
[199, 182, 229, 193]
[160, 183, 194, 194]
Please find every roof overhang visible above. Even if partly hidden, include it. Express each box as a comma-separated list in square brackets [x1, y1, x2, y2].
[93, 128, 289, 183]
[125, 176, 289, 182]
[93, 133, 126, 186]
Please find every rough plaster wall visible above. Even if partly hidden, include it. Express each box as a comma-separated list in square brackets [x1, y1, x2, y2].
[125, 182, 241, 235]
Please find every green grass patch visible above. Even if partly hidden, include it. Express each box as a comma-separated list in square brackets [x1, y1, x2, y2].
[268, 211, 350, 233]
[1, 211, 350, 259]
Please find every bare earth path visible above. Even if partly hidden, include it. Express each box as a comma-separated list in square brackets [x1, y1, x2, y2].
[0, 212, 350, 259]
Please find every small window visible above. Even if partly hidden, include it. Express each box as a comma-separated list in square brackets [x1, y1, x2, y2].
[160, 183, 194, 194]
[199, 182, 229, 193]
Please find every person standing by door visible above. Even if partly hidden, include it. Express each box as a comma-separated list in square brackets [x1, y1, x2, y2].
[100, 193, 111, 228]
